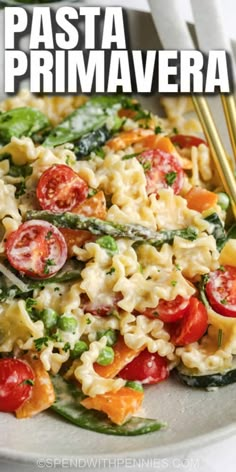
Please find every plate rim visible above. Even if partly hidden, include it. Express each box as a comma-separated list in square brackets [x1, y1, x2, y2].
[0, 418, 236, 464]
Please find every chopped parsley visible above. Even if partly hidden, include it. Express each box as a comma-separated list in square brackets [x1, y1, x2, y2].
[43, 258, 55, 275]
[122, 152, 140, 161]
[134, 109, 151, 121]
[155, 126, 162, 134]
[95, 147, 105, 159]
[172, 127, 179, 134]
[88, 188, 97, 198]
[106, 267, 116, 275]
[152, 311, 159, 317]
[25, 298, 39, 322]
[34, 337, 49, 351]
[142, 161, 152, 172]
[220, 298, 227, 305]
[45, 231, 53, 240]
[15, 181, 26, 198]
[165, 171, 177, 186]
[171, 280, 177, 287]
[63, 342, 71, 352]
[25, 298, 37, 314]
[22, 379, 35, 386]
[218, 265, 226, 272]
[217, 329, 223, 348]
[175, 263, 181, 271]
[86, 318, 92, 325]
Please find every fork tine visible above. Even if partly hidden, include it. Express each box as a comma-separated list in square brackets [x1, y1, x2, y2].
[221, 94, 236, 165]
[192, 95, 236, 218]
[191, 0, 236, 164]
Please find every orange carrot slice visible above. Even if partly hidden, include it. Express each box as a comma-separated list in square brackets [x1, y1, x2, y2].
[72, 190, 107, 220]
[94, 336, 143, 379]
[185, 187, 218, 213]
[80, 387, 144, 425]
[16, 355, 55, 419]
[107, 129, 154, 151]
[60, 228, 93, 257]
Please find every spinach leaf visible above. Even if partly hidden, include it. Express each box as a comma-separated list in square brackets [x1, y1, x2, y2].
[0, 107, 50, 144]
[43, 96, 122, 148]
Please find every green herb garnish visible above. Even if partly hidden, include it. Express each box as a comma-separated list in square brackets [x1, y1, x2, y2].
[43, 258, 55, 275]
[165, 171, 177, 186]
[34, 337, 49, 351]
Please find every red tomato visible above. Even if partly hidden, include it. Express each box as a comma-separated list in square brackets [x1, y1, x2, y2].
[170, 134, 207, 149]
[36, 164, 88, 213]
[0, 358, 34, 412]
[119, 349, 169, 384]
[138, 149, 184, 195]
[170, 297, 208, 346]
[205, 266, 236, 317]
[141, 296, 190, 323]
[6, 220, 67, 278]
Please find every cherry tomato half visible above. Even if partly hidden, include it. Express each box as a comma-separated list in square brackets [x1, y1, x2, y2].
[141, 296, 190, 323]
[205, 266, 236, 317]
[119, 349, 169, 384]
[6, 220, 67, 278]
[0, 358, 34, 412]
[138, 149, 184, 195]
[170, 297, 208, 346]
[170, 134, 207, 149]
[36, 164, 88, 213]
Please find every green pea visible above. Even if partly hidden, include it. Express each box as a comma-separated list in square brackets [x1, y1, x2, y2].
[96, 329, 118, 347]
[58, 315, 78, 333]
[96, 346, 114, 366]
[39, 308, 59, 330]
[96, 235, 118, 255]
[125, 381, 144, 392]
[70, 341, 88, 359]
[217, 192, 230, 211]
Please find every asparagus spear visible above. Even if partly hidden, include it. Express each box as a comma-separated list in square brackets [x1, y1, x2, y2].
[74, 126, 111, 159]
[0, 107, 50, 144]
[43, 96, 122, 147]
[26, 210, 198, 246]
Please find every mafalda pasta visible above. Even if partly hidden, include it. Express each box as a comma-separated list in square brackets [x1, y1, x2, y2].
[0, 92, 235, 435]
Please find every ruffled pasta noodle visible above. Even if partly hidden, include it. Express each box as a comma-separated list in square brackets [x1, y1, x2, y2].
[74, 337, 125, 397]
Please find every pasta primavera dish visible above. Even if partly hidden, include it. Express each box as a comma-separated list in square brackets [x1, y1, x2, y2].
[0, 91, 236, 436]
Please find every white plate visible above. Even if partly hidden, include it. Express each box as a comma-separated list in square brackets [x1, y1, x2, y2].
[0, 5, 236, 471]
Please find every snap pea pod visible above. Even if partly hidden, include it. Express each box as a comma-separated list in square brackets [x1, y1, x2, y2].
[74, 126, 111, 159]
[51, 375, 166, 436]
[0, 262, 84, 301]
[43, 96, 122, 147]
[26, 210, 198, 246]
[204, 213, 226, 251]
[0, 107, 50, 144]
